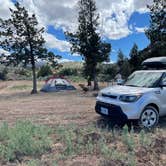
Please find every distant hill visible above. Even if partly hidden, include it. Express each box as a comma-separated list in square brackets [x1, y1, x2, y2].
[61, 62, 83, 69]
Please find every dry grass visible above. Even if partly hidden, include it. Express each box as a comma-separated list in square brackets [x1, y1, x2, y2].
[0, 80, 166, 166]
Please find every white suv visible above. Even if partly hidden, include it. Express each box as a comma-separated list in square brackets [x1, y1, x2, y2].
[95, 57, 166, 128]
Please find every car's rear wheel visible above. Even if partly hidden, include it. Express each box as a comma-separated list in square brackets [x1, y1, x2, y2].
[139, 106, 159, 128]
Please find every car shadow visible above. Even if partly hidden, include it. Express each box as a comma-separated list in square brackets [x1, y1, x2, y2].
[158, 116, 166, 129]
[95, 116, 166, 132]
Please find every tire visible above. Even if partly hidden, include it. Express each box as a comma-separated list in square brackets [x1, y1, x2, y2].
[139, 106, 159, 128]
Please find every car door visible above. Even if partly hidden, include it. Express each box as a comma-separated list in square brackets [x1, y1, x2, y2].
[160, 73, 166, 116]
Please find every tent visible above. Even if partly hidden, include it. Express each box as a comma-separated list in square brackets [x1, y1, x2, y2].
[40, 77, 76, 92]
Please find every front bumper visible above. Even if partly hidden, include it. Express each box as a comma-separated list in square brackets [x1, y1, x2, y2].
[95, 101, 128, 122]
[95, 96, 142, 120]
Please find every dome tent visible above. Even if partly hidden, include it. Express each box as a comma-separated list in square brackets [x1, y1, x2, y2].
[40, 76, 76, 92]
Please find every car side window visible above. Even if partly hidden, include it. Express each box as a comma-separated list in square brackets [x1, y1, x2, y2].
[161, 73, 166, 86]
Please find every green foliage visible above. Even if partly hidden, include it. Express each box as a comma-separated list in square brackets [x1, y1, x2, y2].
[0, 3, 59, 93]
[129, 43, 141, 71]
[0, 67, 8, 80]
[47, 52, 62, 69]
[122, 125, 135, 151]
[66, 75, 86, 83]
[0, 121, 52, 162]
[26, 159, 40, 166]
[145, 0, 166, 43]
[117, 50, 132, 79]
[139, 130, 152, 147]
[53, 124, 161, 165]
[55, 124, 132, 161]
[128, 151, 136, 166]
[0, 3, 47, 66]
[14, 68, 29, 77]
[140, 0, 166, 58]
[59, 68, 79, 76]
[117, 49, 125, 68]
[98, 63, 118, 82]
[66, 0, 111, 90]
[37, 65, 53, 78]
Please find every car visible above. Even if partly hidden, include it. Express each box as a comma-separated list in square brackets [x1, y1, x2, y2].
[95, 57, 166, 128]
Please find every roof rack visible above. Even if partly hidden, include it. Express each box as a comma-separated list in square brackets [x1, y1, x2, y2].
[142, 57, 166, 70]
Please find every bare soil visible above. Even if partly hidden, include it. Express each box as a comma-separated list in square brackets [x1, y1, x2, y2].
[0, 80, 98, 126]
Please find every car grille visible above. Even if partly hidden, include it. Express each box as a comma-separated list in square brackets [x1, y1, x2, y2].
[102, 93, 117, 99]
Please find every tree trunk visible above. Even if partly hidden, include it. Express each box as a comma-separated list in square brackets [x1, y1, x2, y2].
[93, 66, 99, 90]
[31, 56, 37, 94]
[87, 77, 92, 86]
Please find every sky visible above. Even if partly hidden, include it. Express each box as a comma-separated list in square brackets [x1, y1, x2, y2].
[0, 0, 153, 63]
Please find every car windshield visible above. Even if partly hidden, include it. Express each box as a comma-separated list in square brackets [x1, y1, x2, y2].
[125, 71, 163, 88]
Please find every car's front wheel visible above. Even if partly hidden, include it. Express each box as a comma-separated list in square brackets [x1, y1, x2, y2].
[139, 106, 159, 128]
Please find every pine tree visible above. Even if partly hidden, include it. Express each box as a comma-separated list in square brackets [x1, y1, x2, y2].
[140, 0, 166, 58]
[129, 43, 141, 70]
[117, 49, 131, 78]
[66, 0, 111, 90]
[0, 3, 58, 94]
[117, 49, 125, 69]
[145, 0, 166, 43]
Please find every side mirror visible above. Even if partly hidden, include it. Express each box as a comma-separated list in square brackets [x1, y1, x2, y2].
[159, 82, 166, 88]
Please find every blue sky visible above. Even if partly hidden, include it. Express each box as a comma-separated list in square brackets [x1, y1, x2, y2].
[47, 12, 150, 62]
[0, 0, 152, 63]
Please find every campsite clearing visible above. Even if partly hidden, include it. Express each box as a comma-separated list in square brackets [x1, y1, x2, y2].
[0, 80, 97, 126]
[0, 80, 166, 166]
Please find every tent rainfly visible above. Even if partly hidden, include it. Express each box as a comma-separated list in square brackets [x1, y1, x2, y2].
[40, 77, 76, 92]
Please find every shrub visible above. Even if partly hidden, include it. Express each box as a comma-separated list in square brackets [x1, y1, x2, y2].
[122, 125, 135, 151]
[59, 68, 78, 76]
[14, 68, 29, 76]
[97, 63, 118, 82]
[37, 65, 53, 78]
[0, 68, 8, 80]
[26, 159, 40, 166]
[0, 121, 52, 162]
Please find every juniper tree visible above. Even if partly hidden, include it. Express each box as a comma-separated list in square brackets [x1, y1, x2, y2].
[0, 3, 58, 94]
[66, 0, 111, 90]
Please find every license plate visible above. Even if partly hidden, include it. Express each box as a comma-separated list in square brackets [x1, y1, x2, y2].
[100, 107, 108, 115]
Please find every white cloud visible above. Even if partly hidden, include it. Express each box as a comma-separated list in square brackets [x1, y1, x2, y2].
[44, 33, 71, 52]
[0, 0, 14, 19]
[0, 0, 153, 50]
[0, 48, 10, 56]
[103, 60, 115, 64]
[58, 58, 75, 63]
[96, 0, 152, 39]
[135, 26, 147, 33]
[18, 0, 77, 32]
[18, 0, 152, 40]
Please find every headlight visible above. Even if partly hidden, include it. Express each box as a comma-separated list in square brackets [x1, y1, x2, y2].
[119, 94, 142, 102]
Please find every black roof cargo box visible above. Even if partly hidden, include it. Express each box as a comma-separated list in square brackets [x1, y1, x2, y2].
[142, 57, 166, 69]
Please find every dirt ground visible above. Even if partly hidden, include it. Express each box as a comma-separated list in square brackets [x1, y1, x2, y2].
[0, 80, 100, 126]
[0, 80, 165, 127]
[0, 80, 166, 166]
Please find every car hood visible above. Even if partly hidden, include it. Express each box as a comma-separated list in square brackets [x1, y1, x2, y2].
[101, 85, 154, 96]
